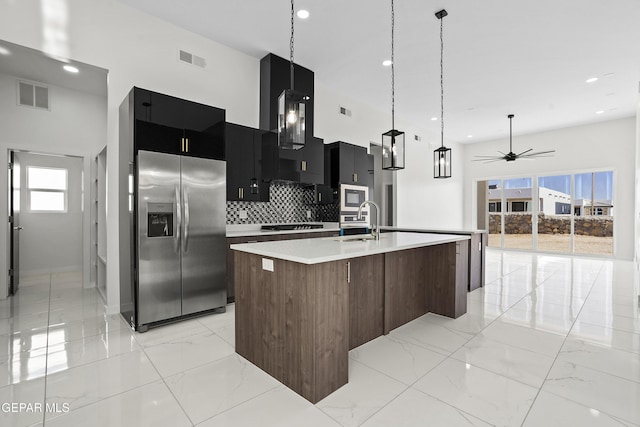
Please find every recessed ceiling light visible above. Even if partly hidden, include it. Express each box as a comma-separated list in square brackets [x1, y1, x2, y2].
[467, 135, 473, 138]
[430, 117, 438, 121]
[602, 73, 615, 78]
[0, 45, 10, 55]
[63, 64, 79, 73]
[297, 10, 309, 19]
[382, 60, 392, 67]
[595, 110, 604, 114]
[585, 77, 598, 83]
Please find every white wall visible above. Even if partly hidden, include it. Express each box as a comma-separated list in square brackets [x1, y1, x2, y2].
[0, 72, 106, 298]
[315, 82, 465, 229]
[463, 117, 637, 260]
[16, 152, 83, 275]
[0, 0, 260, 312]
[0, 0, 465, 310]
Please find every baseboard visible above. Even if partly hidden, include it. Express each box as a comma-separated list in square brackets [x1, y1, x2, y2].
[105, 303, 120, 316]
[20, 265, 83, 277]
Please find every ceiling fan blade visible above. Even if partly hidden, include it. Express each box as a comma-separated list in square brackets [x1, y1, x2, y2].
[497, 151, 508, 156]
[516, 148, 533, 157]
[472, 156, 504, 162]
[518, 150, 556, 158]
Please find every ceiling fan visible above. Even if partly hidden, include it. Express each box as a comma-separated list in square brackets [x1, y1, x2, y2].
[474, 114, 555, 163]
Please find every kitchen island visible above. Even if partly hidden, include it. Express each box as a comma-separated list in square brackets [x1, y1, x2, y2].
[231, 232, 470, 403]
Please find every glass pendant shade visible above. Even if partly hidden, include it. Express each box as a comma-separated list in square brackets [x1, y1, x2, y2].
[382, 129, 405, 170]
[433, 146, 451, 179]
[278, 89, 307, 150]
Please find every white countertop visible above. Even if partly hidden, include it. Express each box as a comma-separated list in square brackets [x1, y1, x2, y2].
[230, 232, 470, 264]
[381, 226, 487, 235]
[226, 223, 340, 238]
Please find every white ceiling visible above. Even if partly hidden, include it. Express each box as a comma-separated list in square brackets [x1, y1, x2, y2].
[0, 40, 108, 97]
[118, 0, 640, 143]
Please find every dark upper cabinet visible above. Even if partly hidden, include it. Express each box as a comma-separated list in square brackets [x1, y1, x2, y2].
[133, 87, 225, 160]
[277, 136, 324, 185]
[326, 141, 369, 187]
[314, 184, 335, 205]
[259, 53, 314, 141]
[226, 123, 275, 202]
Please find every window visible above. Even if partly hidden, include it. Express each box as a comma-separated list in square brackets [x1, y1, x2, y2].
[488, 202, 502, 212]
[511, 201, 529, 212]
[555, 202, 571, 214]
[27, 167, 67, 212]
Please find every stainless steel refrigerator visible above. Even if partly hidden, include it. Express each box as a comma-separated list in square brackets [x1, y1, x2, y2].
[136, 150, 226, 331]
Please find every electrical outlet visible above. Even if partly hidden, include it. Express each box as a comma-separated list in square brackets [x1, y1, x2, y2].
[239, 210, 248, 219]
[306, 210, 312, 219]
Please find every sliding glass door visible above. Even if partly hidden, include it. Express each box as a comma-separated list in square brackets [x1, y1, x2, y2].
[537, 174, 572, 253]
[480, 170, 613, 256]
[574, 172, 614, 255]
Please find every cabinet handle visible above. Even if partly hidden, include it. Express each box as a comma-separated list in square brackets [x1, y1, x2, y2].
[186, 138, 189, 153]
[238, 187, 244, 199]
[301, 160, 307, 172]
[347, 261, 351, 284]
[319, 192, 322, 202]
[353, 173, 357, 183]
[478, 241, 482, 251]
[181, 138, 185, 152]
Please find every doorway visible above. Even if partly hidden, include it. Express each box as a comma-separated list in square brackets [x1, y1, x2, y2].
[8, 151, 84, 294]
[370, 143, 396, 226]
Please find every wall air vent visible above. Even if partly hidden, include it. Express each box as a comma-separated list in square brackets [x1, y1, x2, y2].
[179, 49, 207, 69]
[18, 81, 49, 110]
[339, 106, 352, 117]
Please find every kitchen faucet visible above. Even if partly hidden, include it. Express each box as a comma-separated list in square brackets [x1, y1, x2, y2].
[358, 200, 380, 240]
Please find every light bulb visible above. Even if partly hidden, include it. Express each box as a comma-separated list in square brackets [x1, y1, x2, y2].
[286, 110, 297, 124]
[392, 145, 397, 155]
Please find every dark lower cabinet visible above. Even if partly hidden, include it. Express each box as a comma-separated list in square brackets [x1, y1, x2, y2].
[226, 231, 339, 303]
[384, 242, 468, 334]
[348, 254, 384, 350]
[235, 251, 348, 403]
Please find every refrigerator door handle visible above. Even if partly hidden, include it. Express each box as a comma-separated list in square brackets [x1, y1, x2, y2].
[183, 187, 190, 253]
[175, 185, 181, 254]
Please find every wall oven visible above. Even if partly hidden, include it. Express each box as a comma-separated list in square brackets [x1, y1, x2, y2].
[340, 184, 368, 211]
[339, 184, 369, 230]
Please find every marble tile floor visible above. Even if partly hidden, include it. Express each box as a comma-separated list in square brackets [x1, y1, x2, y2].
[0, 251, 639, 426]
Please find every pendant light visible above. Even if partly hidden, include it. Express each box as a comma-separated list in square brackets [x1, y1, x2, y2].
[278, 0, 308, 150]
[382, 0, 405, 171]
[433, 9, 452, 179]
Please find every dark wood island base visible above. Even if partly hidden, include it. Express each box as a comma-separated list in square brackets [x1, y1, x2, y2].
[234, 237, 469, 403]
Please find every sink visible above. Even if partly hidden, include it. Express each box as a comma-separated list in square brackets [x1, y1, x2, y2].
[332, 234, 378, 242]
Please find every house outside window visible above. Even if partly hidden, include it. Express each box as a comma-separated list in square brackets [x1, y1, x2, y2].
[27, 166, 68, 212]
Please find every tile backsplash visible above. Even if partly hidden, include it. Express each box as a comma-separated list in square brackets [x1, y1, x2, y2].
[226, 181, 338, 224]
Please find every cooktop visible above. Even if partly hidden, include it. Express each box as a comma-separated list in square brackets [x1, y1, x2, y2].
[261, 224, 324, 231]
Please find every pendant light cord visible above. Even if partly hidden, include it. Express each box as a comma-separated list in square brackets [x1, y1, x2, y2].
[440, 13, 444, 148]
[391, 0, 395, 131]
[290, 0, 295, 90]
[509, 115, 513, 152]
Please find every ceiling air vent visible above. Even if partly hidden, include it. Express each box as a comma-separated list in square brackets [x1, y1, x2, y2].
[339, 106, 352, 117]
[179, 49, 207, 69]
[18, 81, 49, 110]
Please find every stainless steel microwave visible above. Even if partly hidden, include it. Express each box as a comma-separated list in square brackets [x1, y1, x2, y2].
[340, 183, 369, 212]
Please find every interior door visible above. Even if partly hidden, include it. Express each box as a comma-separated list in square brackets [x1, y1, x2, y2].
[8, 151, 21, 295]
[137, 150, 182, 325]
[180, 155, 227, 315]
